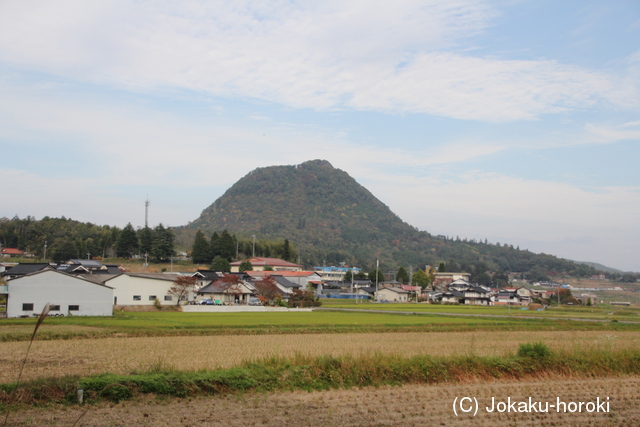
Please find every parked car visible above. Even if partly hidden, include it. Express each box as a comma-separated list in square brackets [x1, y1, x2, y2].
[248, 297, 262, 306]
[200, 299, 213, 305]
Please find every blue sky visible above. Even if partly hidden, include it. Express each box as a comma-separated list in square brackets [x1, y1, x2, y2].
[1, 0, 639, 271]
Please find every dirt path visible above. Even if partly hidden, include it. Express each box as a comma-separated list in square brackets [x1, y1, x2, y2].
[6, 376, 640, 426]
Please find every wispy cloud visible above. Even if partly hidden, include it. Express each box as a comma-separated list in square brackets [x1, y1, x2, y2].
[0, 0, 635, 122]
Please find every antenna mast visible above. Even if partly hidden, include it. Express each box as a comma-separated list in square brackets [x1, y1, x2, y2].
[145, 196, 150, 228]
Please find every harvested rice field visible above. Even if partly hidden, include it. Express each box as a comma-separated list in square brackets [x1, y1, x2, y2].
[1, 330, 639, 383]
[6, 376, 640, 426]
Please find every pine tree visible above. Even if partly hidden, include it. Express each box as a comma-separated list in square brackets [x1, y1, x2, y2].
[138, 226, 153, 256]
[218, 230, 235, 261]
[151, 223, 174, 262]
[209, 231, 220, 260]
[396, 266, 409, 284]
[116, 223, 139, 258]
[191, 230, 210, 264]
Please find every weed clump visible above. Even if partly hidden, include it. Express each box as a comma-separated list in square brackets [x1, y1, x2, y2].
[517, 342, 551, 359]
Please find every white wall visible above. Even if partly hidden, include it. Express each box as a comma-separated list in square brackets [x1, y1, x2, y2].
[7, 270, 113, 317]
[109, 274, 187, 306]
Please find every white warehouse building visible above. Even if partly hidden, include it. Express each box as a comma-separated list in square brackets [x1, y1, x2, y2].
[6, 269, 114, 317]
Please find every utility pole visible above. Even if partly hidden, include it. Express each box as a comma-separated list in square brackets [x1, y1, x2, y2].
[43, 241, 47, 261]
[375, 259, 379, 303]
[252, 235, 256, 257]
[351, 267, 355, 303]
[144, 197, 150, 228]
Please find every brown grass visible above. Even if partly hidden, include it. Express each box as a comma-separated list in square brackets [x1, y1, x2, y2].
[7, 376, 640, 426]
[1, 330, 639, 383]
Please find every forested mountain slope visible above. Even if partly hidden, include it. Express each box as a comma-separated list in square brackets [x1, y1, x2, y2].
[183, 160, 596, 277]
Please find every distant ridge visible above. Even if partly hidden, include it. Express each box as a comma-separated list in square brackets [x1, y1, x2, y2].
[182, 160, 599, 276]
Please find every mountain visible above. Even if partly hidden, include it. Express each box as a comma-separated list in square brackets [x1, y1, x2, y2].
[182, 160, 597, 277]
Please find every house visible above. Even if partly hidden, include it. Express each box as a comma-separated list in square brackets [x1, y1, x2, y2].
[6, 269, 113, 317]
[494, 289, 525, 306]
[230, 257, 302, 272]
[197, 277, 256, 304]
[245, 270, 323, 291]
[3, 263, 55, 279]
[190, 269, 221, 290]
[433, 272, 471, 289]
[376, 286, 410, 302]
[1, 248, 25, 258]
[462, 285, 493, 306]
[313, 266, 362, 281]
[104, 273, 183, 306]
[441, 289, 464, 304]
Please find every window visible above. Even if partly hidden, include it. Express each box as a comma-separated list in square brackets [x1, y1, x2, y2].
[49, 305, 61, 311]
[133, 295, 141, 301]
[164, 295, 172, 301]
[69, 305, 79, 311]
[22, 303, 34, 311]
[149, 295, 157, 301]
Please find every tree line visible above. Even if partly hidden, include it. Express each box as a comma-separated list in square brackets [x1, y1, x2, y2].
[0, 216, 175, 262]
[190, 229, 297, 270]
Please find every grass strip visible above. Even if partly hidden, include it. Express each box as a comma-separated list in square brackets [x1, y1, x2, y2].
[2, 346, 640, 410]
[2, 317, 639, 342]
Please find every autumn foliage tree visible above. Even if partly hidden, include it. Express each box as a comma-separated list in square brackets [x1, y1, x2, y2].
[253, 276, 280, 305]
[168, 275, 197, 305]
[287, 289, 321, 308]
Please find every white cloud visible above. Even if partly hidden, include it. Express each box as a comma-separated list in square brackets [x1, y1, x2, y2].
[0, 0, 634, 122]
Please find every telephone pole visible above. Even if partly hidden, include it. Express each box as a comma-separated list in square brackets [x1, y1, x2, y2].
[145, 197, 150, 228]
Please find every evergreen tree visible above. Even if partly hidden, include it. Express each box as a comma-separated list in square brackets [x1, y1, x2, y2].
[138, 226, 153, 256]
[396, 266, 410, 284]
[116, 223, 139, 258]
[218, 230, 235, 261]
[368, 268, 384, 284]
[239, 260, 253, 272]
[52, 241, 78, 262]
[151, 223, 174, 262]
[283, 239, 291, 261]
[210, 256, 231, 272]
[209, 231, 220, 260]
[191, 230, 210, 264]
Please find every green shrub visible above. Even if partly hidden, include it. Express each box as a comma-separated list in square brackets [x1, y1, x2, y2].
[100, 384, 132, 403]
[517, 342, 551, 359]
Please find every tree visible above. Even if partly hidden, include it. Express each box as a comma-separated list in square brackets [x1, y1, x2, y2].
[52, 241, 77, 262]
[263, 264, 274, 271]
[218, 230, 235, 261]
[396, 266, 409, 284]
[191, 230, 210, 264]
[438, 262, 446, 272]
[253, 276, 280, 305]
[287, 289, 321, 308]
[354, 270, 368, 279]
[151, 223, 174, 262]
[477, 271, 492, 287]
[368, 268, 384, 284]
[412, 269, 431, 288]
[525, 268, 549, 282]
[283, 239, 291, 261]
[168, 275, 197, 305]
[239, 260, 253, 272]
[493, 270, 509, 287]
[209, 231, 220, 259]
[210, 256, 231, 272]
[343, 270, 353, 282]
[138, 226, 153, 257]
[116, 223, 139, 258]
